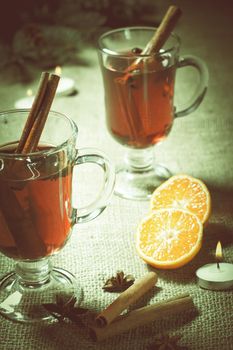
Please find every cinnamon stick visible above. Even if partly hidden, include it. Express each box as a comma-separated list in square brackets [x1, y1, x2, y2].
[95, 272, 157, 327]
[0, 184, 47, 258]
[9, 73, 59, 178]
[114, 6, 182, 143]
[119, 5, 182, 84]
[90, 293, 194, 342]
[16, 72, 50, 153]
[142, 5, 182, 56]
[0, 72, 60, 259]
[22, 74, 60, 153]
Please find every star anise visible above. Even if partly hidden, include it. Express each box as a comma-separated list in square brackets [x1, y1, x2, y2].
[43, 295, 89, 327]
[102, 271, 135, 292]
[147, 333, 189, 350]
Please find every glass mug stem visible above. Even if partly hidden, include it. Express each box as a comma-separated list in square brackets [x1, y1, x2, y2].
[124, 147, 155, 172]
[115, 147, 171, 200]
[15, 258, 52, 288]
[175, 55, 209, 118]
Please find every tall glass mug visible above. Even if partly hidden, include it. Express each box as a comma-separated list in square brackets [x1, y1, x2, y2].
[0, 109, 115, 322]
[98, 27, 208, 200]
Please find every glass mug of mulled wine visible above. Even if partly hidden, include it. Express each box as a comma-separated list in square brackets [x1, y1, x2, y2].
[0, 109, 115, 323]
[98, 27, 208, 200]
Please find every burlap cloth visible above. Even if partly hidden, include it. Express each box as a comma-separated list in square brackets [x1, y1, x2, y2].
[0, 1, 233, 349]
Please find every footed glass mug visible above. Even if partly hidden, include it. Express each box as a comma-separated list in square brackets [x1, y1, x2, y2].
[98, 27, 209, 200]
[0, 109, 115, 322]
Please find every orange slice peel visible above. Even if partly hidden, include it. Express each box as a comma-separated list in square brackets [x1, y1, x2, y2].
[136, 208, 203, 269]
[150, 174, 211, 224]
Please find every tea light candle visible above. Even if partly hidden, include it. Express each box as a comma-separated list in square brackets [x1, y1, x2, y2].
[14, 68, 75, 108]
[14, 89, 34, 109]
[196, 242, 233, 290]
[55, 66, 76, 96]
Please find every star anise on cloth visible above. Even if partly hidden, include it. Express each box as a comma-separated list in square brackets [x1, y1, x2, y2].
[43, 295, 89, 328]
[102, 271, 135, 292]
[147, 334, 189, 350]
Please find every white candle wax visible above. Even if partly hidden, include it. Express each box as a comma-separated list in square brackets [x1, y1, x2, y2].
[56, 77, 75, 96]
[196, 262, 233, 290]
[15, 75, 75, 109]
[14, 96, 34, 109]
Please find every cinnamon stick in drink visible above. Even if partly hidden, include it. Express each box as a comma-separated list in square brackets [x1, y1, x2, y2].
[90, 293, 194, 342]
[95, 271, 157, 327]
[0, 184, 47, 258]
[0, 72, 60, 259]
[113, 5, 182, 143]
[22, 74, 60, 153]
[16, 72, 50, 154]
[119, 5, 182, 84]
[142, 5, 182, 56]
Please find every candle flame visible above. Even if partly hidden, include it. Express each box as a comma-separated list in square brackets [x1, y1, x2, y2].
[26, 89, 33, 97]
[55, 66, 62, 76]
[216, 241, 223, 261]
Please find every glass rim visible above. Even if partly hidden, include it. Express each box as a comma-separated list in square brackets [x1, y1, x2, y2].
[98, 26, 181, 58]
[0, 108, 78, 158]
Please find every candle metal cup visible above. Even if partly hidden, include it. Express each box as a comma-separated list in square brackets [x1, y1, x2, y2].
[56, 77, 76, 96]
[196, 262, 233, 290]
[14, 96, 34, 109]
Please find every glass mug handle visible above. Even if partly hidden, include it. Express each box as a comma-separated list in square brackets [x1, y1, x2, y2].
[73, 148, 115, 224]
[175, 55, 209, 118]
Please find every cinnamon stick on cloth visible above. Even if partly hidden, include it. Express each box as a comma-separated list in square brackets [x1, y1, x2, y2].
[90, 293, 194, 342]
[95, 271, 157, 327]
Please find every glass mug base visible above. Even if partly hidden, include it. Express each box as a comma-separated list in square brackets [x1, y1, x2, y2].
[0, 263, 82, 323]
[115, 163, 172, 200]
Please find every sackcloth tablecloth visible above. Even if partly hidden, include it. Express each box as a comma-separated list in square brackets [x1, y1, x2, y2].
[0, 1, 232, 349]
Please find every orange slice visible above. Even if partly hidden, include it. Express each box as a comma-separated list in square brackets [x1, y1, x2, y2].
[150, 174, 211, 224]
[136, 208, 203, 269]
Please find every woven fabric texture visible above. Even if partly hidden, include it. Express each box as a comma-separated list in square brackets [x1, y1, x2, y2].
[0, 1, 233, 349]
